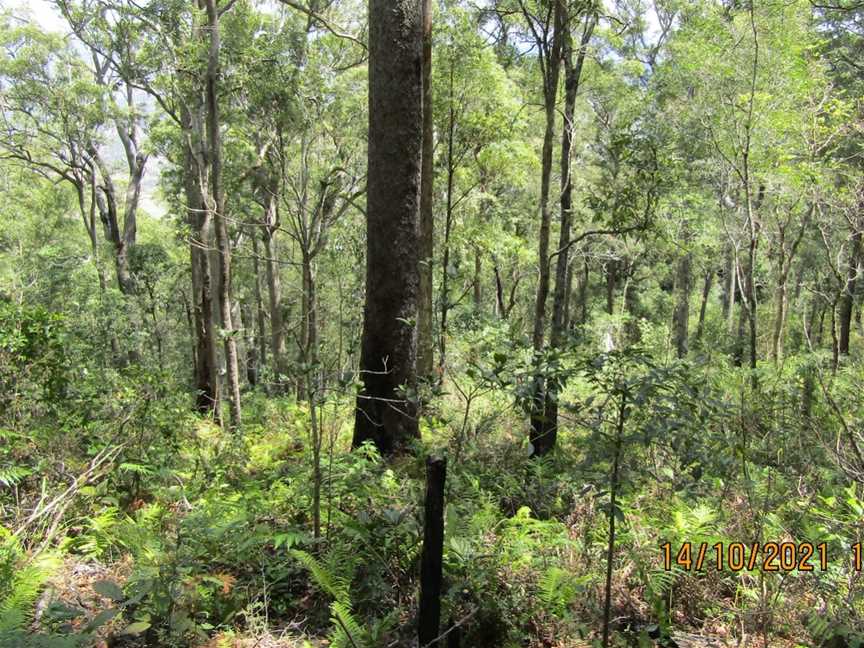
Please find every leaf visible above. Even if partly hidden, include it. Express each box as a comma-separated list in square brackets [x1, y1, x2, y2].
[92, 580, 124, 602]
[119, 621, 151, 635]
[85, 607, 120, 632]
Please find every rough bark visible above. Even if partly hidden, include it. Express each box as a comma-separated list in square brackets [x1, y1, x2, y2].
[353, 0, 423, 455]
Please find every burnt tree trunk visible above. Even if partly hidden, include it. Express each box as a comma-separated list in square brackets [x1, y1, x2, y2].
[418, 456, 446, 647]
[353, 0, 423, 455]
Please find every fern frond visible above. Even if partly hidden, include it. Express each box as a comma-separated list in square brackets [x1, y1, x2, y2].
[291, 549, 350, 604]
[0, 465, 31, 487]
[329, 599, 368, 648]
[0, 551, 60, 633]
[538, 567, 579, 617]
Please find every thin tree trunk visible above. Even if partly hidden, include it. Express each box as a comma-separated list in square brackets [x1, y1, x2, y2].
[438, 63, 456, 378]
[542, 10, 595, 452]
[473, 247, 482, 312]
[726, 250, 738, 335]
[182, 105, 220, 420]
[418, 457, 447, 647]
[298, 253, 315, 401]
[263, 193, 288, 391]
[243, 303, 258, 386]
[694, 269, 713, 344]
[205, 0, 241, 430]
[417, 0, 435, 381]
[770, 281, 788, 363]
[251, 229, 268, 369]
[579, 257, 589, 326]
[771, 209, 808, 363]
[839, 229, 862, 356]
[673, 239, 693, 359]
[563, 262, 574, 332]
[528, 0, 564, 456]
[605, 260, 616, 315]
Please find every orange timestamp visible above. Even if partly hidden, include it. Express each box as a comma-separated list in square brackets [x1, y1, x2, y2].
[661, 542, 831, 572]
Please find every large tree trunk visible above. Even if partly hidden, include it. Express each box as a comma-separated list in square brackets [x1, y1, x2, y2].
[528, 0, 564, 457]
[353, 0, 423, 456]
[205, 0, 241, 430]
[417, 0, 435, 381]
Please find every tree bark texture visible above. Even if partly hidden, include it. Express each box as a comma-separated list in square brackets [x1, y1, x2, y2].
[353, 0, 423, 455]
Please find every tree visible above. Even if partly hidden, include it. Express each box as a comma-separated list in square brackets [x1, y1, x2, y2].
[352, 0, 424, 455]
[417, 0, 435, 382]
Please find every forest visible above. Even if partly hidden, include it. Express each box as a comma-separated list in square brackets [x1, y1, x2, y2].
[0, 0, 863, 645]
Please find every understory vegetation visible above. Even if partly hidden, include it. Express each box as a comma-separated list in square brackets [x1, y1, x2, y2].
[1, 0, 863, 646]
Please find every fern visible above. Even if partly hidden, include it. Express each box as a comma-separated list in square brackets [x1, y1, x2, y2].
[292, 549, 370, 647]
[538, 567, 580, 617]
[0, 464, 31, 487]
[290, 549, 350, 603]
[0, 550, 60, 635]
[330, 599, 370, 648]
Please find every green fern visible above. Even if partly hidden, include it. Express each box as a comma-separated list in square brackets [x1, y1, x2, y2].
[0, 464, 31, 487]
[291, 549, 370, 647]
[0, 550, 60, 635]
[330, 599, 370, 648]
[538, 567, 580, 617]
[290, 549, 350, 603]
